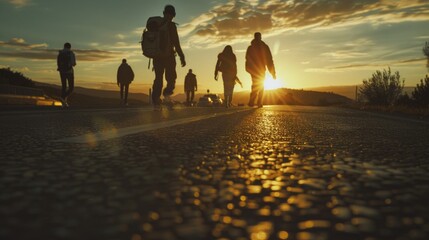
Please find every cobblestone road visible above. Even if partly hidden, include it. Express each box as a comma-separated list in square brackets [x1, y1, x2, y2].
[1, 106, 428, 240]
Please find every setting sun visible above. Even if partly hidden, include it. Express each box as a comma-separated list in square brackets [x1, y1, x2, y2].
[264, 75, 283, 90]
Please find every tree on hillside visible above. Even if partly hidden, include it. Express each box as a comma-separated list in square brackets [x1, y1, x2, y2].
[396, 92, 413, 106]
[424, 41, 429, 71]
[359, 67, 404, 106]
[0, 68, 35, 87]
[412, 75, 429, 107]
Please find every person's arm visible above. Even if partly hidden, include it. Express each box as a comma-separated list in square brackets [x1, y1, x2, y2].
[214, 58, 220, 80]
[171, 23, 186, 67]
[245, 46, 251, 74]
[235, 76, 243, 88]
[57, 52, 60, 71]
[117, 66, 120, 86]
[265, 44, 276, 79]
[71, 52, 76, 67]
[129, 66, 135, 81]
[194, 75, 197, 91]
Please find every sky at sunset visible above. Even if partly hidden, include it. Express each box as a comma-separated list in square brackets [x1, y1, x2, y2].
[1, 0, 428, 95]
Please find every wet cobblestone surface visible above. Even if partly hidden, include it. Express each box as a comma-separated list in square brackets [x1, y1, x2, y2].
[1, 106, 429, 240]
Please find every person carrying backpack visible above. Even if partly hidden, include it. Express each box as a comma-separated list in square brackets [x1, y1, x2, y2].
[215, 45, 238, 108]
[143, 5, 186, 109]
[57, 42, 76, 107]
[245, 32, 276, 108]
[117, 59, 135, 106]
[184, 69, 197, 105]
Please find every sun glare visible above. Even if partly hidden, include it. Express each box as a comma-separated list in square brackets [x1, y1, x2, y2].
[264, 75, 283, 90]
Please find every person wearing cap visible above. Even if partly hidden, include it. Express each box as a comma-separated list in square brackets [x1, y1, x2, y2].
[117, 58, 134, 106]
[245, 32, 276, 108]
[152, 4, 186, 109]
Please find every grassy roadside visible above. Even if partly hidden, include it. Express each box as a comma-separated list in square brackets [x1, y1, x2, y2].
[343, 103, 429, 121]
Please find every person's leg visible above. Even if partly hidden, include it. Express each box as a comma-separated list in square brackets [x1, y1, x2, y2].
[248, 75, 258, 106]
[152, 58, 165, 105]
[120, 83, 124, 101]
[229, 82, 235, 107]
[256, 76, 265, 107]
[163, 56, 177, 97]
[190, 90, 195, 102]
[223, 79, 228, 106]
[186, 90, 190, 103]
[223, 78, 233, 107]
[65, 73, 74, 100]
[124, 84, 129, 104]
[60, 72, 67, 99]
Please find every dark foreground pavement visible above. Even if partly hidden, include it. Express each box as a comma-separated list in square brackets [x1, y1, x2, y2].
[1, 106, 428, 240]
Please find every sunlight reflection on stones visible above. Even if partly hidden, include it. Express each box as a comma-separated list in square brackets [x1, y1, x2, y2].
[298, 178, 327, 190]
[296, 232, 328, 240]
[350, 205, 380, 218]
[331, 207, 352, 219]
[299, 220, 331, 230]
[351, 217, 377, 232]
[248, 221, 273, 240]
[258, 207, 271, 216]
[287, 194, 315, 209]
[247, 185, 262, 194]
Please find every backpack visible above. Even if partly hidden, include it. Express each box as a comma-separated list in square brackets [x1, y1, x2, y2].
[141, 16, 171, 58]
[57, 50, 72, 72]
[218, 53, 237, 75]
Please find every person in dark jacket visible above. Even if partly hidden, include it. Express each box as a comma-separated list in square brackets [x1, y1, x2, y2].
[57, 42, 76, 107]
[117, 59, 134, 106]
[215, 45, 238, 108]
[245, 32, 276, 108]
[184, 69, 197, 105]
[152, 4, 186, 109]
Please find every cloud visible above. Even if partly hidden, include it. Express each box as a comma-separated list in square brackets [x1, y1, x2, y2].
[4, 0, 31, 8]
[0, 38, 123, 61]
[180, 0, 429, 48]
[321, 51, 368, 60]
[328, 39, 373, 57]
[73, 49, 123, 61]
[116, 34, 125, 40]
[305, 57, 426, 72]
[0, 38, 47, 49]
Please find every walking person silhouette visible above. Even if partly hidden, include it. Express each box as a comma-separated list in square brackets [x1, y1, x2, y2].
[245, 32, 276, 108]
[57, 42, 76, 107]
[150, 5, 186, 110]
[215, 45, 238, 108]
[117, 59, 134, 106]
[184, 69, 197, 106]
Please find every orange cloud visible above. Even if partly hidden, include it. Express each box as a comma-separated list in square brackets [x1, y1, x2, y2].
[306, 57, 426, 72]
[5, 0, 31, 8]
[0, 38, 123, 61]
[180, 0, 429, 48]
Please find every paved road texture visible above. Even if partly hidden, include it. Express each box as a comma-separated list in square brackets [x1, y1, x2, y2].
[1, 106, 428, 240]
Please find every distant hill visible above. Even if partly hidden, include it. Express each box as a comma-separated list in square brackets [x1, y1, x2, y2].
[33, 83, 410, 107]
[307, 85, 416, 100]
[173, 88, 353, 106]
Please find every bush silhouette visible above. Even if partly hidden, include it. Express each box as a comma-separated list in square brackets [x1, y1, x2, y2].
[424, 42, 429, 70]
[396, 93, 413, 106]
[0, 68, 35, 88]
[359, 67, 404, 106]
[412, 75, 429, 107]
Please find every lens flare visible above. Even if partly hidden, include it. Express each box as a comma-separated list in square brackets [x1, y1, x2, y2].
[264, 75, 283, 90]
